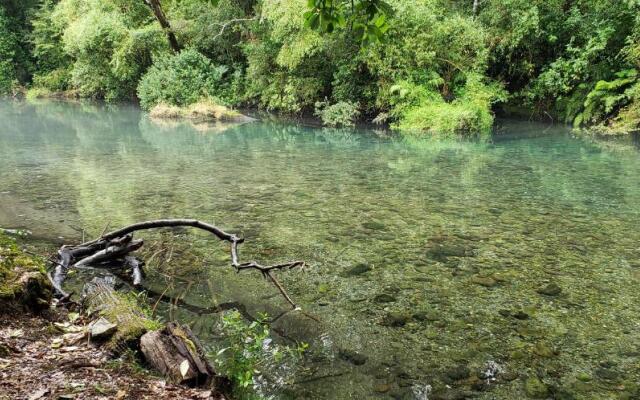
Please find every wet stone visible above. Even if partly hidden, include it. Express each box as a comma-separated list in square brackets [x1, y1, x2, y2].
[431, 389, 474, 400]
[501, 371, 519, 382]
[576, 372, 591, 382]
[537, 282, 562, 296]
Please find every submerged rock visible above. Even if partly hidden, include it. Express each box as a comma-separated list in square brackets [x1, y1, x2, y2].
[374, 293, 397, 303]
[445, 365, 470, 381]
[512, 311, 530, 320]
[595, 367, 619, 381]
[343, 263, 372, 277]
[471, 276, 498, 287]
[362, 221, 387, 231]
[374, 383, 392, 393]
[524, 376, 548, 398]
[413, 310, 440, 322]
[338, 348, 368, 365]
[533, 342, 555, 358]
[426, 244, 474, 261]
[381, 312, 411, 327]
[537, 283, 562, 296]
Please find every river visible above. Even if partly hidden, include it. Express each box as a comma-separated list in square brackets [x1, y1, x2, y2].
[1, 99, 639, 399]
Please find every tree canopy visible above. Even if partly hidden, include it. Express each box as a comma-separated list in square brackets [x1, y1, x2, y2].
[1, 0, 639, 135]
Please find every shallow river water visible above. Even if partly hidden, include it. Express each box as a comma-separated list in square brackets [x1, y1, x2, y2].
[1, 99, 640, 399]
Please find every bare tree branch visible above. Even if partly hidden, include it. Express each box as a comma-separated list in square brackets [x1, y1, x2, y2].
[50, 219, 306, 310]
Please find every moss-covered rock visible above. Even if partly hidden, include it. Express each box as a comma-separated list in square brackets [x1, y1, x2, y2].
[0, 233, 52, 312]
[82, 277, 162, 351]
[524, 376, 549, 398]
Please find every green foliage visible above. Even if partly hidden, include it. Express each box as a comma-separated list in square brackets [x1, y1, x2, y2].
[137, 49, 228, 109]
[314, 100, 360, 126]
[212, 310, 306, 399]
[30, 0, 71, 91]
[170, 0, 248, 66]
[52, 0, 166, 100]
[304, 0, 392, 45]
[5, 0, 640, 133]
[0, 6, 19, 93]
[574, 69, 638, 127]
[394, 74, 505, 136]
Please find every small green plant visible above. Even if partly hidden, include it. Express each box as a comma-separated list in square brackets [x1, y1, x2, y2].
[314, 100, 360, 127]
[212, 310, 307, 399]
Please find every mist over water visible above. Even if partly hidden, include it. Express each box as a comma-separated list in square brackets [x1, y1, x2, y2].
[1, 99, 639, 399]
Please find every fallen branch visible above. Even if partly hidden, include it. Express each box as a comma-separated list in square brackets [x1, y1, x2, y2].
[50, 219, 306, 309]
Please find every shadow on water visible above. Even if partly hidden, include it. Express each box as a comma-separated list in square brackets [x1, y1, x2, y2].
[2, 99, 640, 399]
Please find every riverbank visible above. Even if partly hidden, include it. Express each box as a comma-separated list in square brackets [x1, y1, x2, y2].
[0, 312, 220, 400]
[0, 232, 223, 399]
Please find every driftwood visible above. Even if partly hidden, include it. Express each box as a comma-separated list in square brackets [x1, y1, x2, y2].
[50, 219, 306, 308]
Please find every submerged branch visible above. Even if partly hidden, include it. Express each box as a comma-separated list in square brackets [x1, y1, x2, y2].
[50, 219, 306, 310]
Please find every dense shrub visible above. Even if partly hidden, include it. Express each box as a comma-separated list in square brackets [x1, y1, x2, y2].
[395, 75, 506, 136]
[314, 100, 360, 127]
[137, 49, 228, 109]
[0, 6, 18, 93]
[51, 0, 166, 100]
[29, 0, 71, 91]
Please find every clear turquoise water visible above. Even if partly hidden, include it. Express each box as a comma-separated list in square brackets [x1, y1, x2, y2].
[1, 99, 640, 399]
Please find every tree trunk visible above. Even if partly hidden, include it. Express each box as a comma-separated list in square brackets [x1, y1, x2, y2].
[144, 0, 181, 52]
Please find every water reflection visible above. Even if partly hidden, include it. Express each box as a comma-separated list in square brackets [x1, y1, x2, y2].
[1, 99, 640, 399]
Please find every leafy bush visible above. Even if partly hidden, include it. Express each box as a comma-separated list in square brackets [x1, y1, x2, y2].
[395, 75, 505, 136]
[52, 0, 165, 100]
[137, 49, 228, 110]
[0, 6, 18, 93]
[314, 100, 360, 126]
[212, 310, 306, 399]
[30, 0, 71, 91]
[574, 69, 638, 127]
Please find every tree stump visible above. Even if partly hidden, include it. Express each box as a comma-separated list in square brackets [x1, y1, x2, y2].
[140, 322, 224, 389]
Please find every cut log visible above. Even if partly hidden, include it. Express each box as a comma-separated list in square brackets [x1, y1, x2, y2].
[140, 322, 224, 388]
